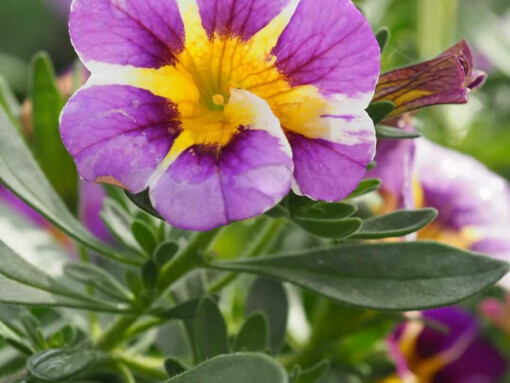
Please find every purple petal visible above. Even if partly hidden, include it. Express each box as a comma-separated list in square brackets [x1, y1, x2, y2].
[151, 129, 293, 231]
[70, 0, 185, 68]
[197, 0, 291, 40]
[272, 0, 380, 100]
[79, 181, 112, 243]
[374, 40, 486, 117]
[60, 85, 179, 193]
[288, 113, 376, 201]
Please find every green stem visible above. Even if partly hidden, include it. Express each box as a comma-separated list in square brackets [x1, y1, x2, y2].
[158, 229, 221, 292]
[115, 353, 167, 381]
[95, 316, 138, 351]
[95, 229, 221, 351]
[117, 363, 136, 383]
[208, 219, 285, 293]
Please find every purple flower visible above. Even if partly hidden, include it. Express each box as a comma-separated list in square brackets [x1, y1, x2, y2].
[385, 307, 507, 383]
[370, 137, 510, 288]
[60, 0, 381, 231]
[374, 40, 487, 118]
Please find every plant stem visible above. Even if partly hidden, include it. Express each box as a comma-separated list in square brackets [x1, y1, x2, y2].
[94, 229, 221, 351]
[117, 363, 136, 383]
[95, 316, 138, 351]
[208, 219, 285, 293]
[158, 229, 221, 292]
[115, 353, 167, 381]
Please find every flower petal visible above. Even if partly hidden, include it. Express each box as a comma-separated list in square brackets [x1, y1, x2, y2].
[272, 0, 380, 102]
[288, 112, 376, 201]
[60, 85, 179, 193]
[150, 90, 293, 231]
[374, 40, 486, 117]
[196, 0, 291, 40]
[70, 0, 185, 68]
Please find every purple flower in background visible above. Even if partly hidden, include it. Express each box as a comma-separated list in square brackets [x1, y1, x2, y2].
[384, 307, 507, 383]
[374, 40, 486, 118]
[370, 137, 510, 288]
[480, 294, 510, 337]
[60, 0, 381, 231]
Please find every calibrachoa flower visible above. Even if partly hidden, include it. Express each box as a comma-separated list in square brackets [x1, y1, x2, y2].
[370, 137, 510, 288]
[374, 40, 486, 118]
[60, 0, 381, 230]
[382, 307, 507, 383]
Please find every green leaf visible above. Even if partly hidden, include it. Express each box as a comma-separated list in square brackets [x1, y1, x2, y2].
[142, 260, 159, 290]
[0, 274, 130, 312]
[27, 348, 107, 381]
[125, 189, 162, 219]
[131, 220, 158, 256]
[366, 101, 395, 124]
[296, 361, 330, 383]
[0, 320, 33, 355]
[246, 278, 288, 354]
[19, 312, 46, 350]
[0, 75, 21, 130]
[195, 297, 229, 362]
[294, 217, 362, 239]
[154, 241, 179, 267]
[234, 312, 269, 352]
[353, 209, 438, 239]
[376, 125, 421, 139]
[64, 263, 134, 303]
[29, 52, 78, 209]
[125, 270, 143, 297]
[100, 199, 143, 254]
[152, 297, 203, 319]
[375, 27, 391, 53]
[292, 202, 357, 221]
[0, 107, 136, 265]
[347, 179, 381, 199]
[212, 242, 509, 310]
[164, 357, 187, 378]
[164, 353, 287, 383]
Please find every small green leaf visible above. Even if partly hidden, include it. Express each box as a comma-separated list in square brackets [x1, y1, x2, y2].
[213, 242, 509, 310]
[195, 297, 229, 362]
[234, 312, 269, 352]
[154, 240, 179, 267]
[265, 204, 290, 219]
[246, 278, 288, 354]
[152, 297, 203, 319]
[125, 189, 162, 219]
[294, 217, 362, 239]
[0, 75, 21, 130]
[64, 263, 134, 303]
[0, 320, 33, 355]
[132, 220, 158, 256]
[30, 52, 77, 209]
[367, 161, 377, 171]
[353, 209, 438, 239]
[142, 260, 159, 290]
[296, 360, 330, 383]
[0, 108, 138, 265]
[376, 125, 421, 139]
[347, 179, 381, 199]
[366, 101, 395, 124]
[125, 270, 143, 297]
[61, 325, 78, 346]
[20, 312, 46, 350]
[292, 202, 357, 221]
[27, 348, 107, 381]
[164, 357, 187, 378]
[164, 353, 287, 383]
[375, 27, 391, 53]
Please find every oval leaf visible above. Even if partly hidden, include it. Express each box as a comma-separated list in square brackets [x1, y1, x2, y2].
[347, 179, 381, 199]
[195, 297, 229, 362]
[294, 218, 362, 239]
[366, 101, 395, 124]
[212, 242, 509, 310]
[27, 349, 106, 381]
[376, 125, 421, 139]
[246, 278, 288, 354]
[353, 209, 438, 239]
[234, 312, 269, 353]
[164, 353, 287, 383]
